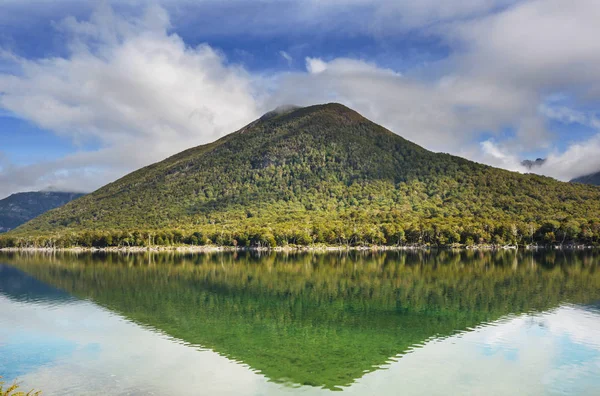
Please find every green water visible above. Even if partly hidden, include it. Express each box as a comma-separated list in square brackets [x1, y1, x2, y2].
[1, 250, 600, 395]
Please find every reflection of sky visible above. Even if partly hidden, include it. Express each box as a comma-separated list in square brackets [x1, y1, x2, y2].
[345, 306, 600, 396]
[0, 295, 278, 395]
[1, 293, 600, 395]
[0, 332, 76, 380]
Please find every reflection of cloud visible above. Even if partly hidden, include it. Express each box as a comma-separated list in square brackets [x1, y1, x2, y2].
[345, 305, 600, 395]
[0, 295, 280, 395]
[3, 292, 600, 395]
[543, 305, 600, 351]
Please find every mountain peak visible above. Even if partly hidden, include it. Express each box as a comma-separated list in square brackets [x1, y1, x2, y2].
[260, 105, 301, 120]
[237, 103, 366, 136]
[521, 158, 546, 170]
[259, 103, 360, 121]
[266, 102, 367, 127]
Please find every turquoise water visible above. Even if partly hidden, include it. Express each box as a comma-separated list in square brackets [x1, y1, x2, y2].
[1, 251, 599, 395]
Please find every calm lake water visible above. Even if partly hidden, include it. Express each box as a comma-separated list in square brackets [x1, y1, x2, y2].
[1, 250, 600, 395]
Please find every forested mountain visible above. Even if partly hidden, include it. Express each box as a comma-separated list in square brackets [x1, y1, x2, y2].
[571, 171, 600, 186]
[3, 103, 600, 248]
[0, 191, 84, 233]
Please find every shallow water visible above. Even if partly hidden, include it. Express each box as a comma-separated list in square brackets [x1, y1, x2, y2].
[1, 250, 599, 395]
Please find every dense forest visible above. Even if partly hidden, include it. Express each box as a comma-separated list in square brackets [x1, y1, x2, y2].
[2, 104, 600, 249]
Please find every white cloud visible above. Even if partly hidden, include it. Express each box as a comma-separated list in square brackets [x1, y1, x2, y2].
[305, 57, 399, 76]
[0, 4, 261, 197]
[2, 1, 600, 196]
[477, 133, 600, 181]
[449, 0, 600, 94]
[479, 140, 523, 172]
[540, 135, 600, 181]
[540, 105, 600, 130]
[269, 57, 536, 154]
[0, 295, 278, 395]
[305, 57, 327, 74]
[279, 50, 293, 66]
[275, 0, 600, 180]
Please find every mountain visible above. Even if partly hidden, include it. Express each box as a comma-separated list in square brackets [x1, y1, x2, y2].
[3, 103, 600, 247]
[571, 170, 600, 186]
[0, 191, 84, 233]
[521, 158, 546, 170]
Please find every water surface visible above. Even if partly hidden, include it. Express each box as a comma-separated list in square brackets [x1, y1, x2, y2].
[1, 250, 599, 395]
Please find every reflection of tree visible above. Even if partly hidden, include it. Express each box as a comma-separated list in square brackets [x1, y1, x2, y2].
[2, 250, 600, 390]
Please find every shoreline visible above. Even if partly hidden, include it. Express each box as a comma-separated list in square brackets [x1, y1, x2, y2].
[0, 243, 596, 254]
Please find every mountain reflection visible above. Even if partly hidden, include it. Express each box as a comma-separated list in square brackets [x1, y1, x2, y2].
[0, 263, 74, 304]
[2, 250, 599, 390]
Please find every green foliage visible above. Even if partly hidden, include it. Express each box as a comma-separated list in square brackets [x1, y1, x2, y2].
[0, 377, 41, 396]
[5, 250, 600, 389]
[3, 104, 600, 247]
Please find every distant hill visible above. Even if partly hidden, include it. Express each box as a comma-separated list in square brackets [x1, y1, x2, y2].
[0, 191, 84, 233]
[571, 171, 600, 186]
[3, 103, 600, 247]
[520, 161, 600, 187]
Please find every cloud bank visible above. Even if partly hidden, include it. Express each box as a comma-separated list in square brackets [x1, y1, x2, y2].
[1, 0, 600, 197]
[0, 4, 261, 197]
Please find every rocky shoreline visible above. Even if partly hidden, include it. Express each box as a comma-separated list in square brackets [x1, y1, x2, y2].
[0, 243, 596, 254]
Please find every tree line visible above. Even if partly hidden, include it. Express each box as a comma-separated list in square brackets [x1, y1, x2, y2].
[2, 217, 599, 249]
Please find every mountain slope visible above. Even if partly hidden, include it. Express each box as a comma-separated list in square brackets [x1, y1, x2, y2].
[4, 103, 600, 247]
[0, 191, 84, 233]
[571, 171, 600, 186]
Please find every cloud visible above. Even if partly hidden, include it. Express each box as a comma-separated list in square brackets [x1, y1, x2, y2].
[0, 151, 119, 198]
[478, 132, 600, 181]
[0, 4, 261, 197]
[279, 50, 292, 66]
[2, 1, 600, 196]
[268, 56, 537, 154]
[540, 105, 600, 130]
[479, 140, 524, 172]
[142, 0, 516, 41]
[448, 0, 600, 95]
[538, 135, 600, 181]
[270, 1, 600, 179]
[305, 57, 327, 74]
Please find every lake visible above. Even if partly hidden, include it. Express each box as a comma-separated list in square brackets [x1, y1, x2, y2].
[1, 250, 599, 395]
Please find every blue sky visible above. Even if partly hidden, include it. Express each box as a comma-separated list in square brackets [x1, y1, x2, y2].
[1, 0, 600, 198]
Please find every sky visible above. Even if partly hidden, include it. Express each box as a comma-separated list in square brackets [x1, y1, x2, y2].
[1, 0, 600, 198]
